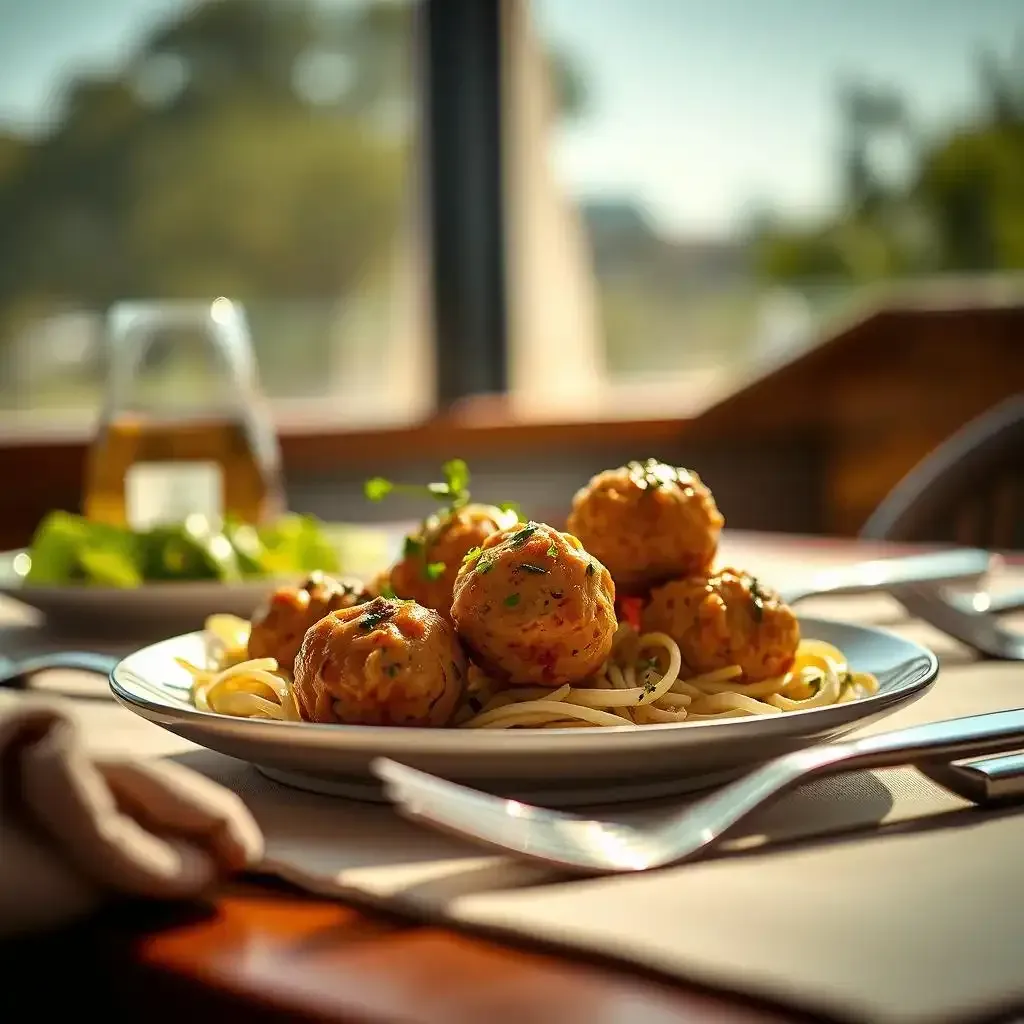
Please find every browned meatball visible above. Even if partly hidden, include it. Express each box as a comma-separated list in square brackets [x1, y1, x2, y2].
[248, 571, 370, 670]
[293, 597, 466, 726]
[641, 568, 800, 682]
[451, 521, 617, 686]
[389, 503, 519, 619]
[566, 460, 723, 595]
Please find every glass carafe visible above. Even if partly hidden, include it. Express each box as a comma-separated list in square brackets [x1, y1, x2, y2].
[83, 299, 284, 529]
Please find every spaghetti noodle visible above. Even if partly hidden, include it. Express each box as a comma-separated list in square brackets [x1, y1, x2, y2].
[180, 615, 879, 728]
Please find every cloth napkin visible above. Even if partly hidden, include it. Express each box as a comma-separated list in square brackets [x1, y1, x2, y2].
[0, 701, 263, 938]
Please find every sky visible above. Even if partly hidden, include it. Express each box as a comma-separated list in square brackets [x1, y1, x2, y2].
[1, 0, 1022, 238]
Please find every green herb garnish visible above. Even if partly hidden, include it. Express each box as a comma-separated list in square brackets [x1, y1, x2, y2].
[385, 663, 400, 678]
[546, 542, 557, 558]
[477, 556, 494, 574]
[627, 458, 681, 491]
[750, 576, 765, 623]
[498, 501, 522, 517]
[641, 660, 660, 695]
[403, 535, 424, 559]
[519, 563, 549, 575]
[364, 477, 393, 502]
[363, 459, 472, 512]
[504, 593, 521, 608]
[508, 523, 538, 548]
[359, 598, 398, 632]
[424, 561, 446, 581]
[462, 546, 483, 566]
[586, 561, 596, 577]
[379, 581, 397, 598]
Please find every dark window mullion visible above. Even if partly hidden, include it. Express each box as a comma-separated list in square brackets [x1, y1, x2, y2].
[422, 0, 507, 408]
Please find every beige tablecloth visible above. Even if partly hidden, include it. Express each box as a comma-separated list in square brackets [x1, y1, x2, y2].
[3, 545, 1024, 1024]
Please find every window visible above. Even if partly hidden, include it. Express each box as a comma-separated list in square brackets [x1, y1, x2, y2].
[0, 0, 428, 433]
[525, 0, 1024, 414]
[3, 0, 1022, 440]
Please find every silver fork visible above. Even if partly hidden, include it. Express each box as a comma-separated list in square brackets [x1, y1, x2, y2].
[373, 707, 1024, 875]
[776, 547, 993, 605]
[0, 651, 121, 695]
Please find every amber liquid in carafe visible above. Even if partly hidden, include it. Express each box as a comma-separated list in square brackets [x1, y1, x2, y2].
[84, 414, 283, 528]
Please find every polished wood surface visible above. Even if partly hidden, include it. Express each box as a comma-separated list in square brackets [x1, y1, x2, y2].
[136, 886, 801, 1024]
[7, 884, 801, 1023]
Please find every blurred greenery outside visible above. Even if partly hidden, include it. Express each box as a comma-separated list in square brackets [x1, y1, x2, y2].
[583, 45, 1024, 376]
[0, 0, 1022, 419]
[0, 0, 414, 420]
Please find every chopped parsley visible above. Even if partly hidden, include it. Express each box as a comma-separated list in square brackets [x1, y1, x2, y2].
[462, 545, 483, 565]
[359, 598, 398, 632]
[424, 561, 446, 581]
[477, 556, 494, 574]
[546, 542, 557, 558]
[508, 523, 538, 548]
[627, 458, 680, 491]
[519, 562, 549, 575]
[641, 656, 660, 694]
[750, 576, 765, 623]
[403, 535, 423, 559]
[504, 593, 521, 608]
[586, 561, 596, 577]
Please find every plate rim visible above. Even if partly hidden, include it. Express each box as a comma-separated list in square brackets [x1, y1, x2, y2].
[108, 615, 940, 747]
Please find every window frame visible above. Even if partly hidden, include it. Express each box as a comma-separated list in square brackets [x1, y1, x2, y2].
[423, 0, 509, 406]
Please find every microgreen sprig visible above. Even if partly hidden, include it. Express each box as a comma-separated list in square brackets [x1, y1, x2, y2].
[365, 459, 472, 511]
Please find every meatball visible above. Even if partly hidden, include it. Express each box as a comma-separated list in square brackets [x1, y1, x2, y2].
[389, 503, 519, 619]
[451, 521, 617, 686]
[293, 597, 466, 726]
[566, 459, 724, 595]
[641, 568, 800, 682]
[248, 571, 370, 670]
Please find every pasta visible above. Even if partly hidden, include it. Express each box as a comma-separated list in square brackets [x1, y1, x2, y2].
[181, 615, 879, 728]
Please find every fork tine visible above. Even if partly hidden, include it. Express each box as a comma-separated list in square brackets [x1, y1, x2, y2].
[372, 758, 538, 853]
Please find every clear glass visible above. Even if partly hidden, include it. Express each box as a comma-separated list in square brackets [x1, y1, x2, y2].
[527, 0, 1024, 405]
[0, 0, 427, 434]
[83, 299, 285, 528]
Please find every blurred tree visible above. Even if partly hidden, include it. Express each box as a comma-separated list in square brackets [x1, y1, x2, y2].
[0, 0, 588, 401]
[549, 49, 588, 120]
[755, 42, 1024, 286]
[0, 0, 413, 397]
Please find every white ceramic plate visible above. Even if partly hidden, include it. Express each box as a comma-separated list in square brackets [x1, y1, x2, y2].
[0, 549, 273, 632]
[0, 527, 394, 635]
[110, 616, 939, 806]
